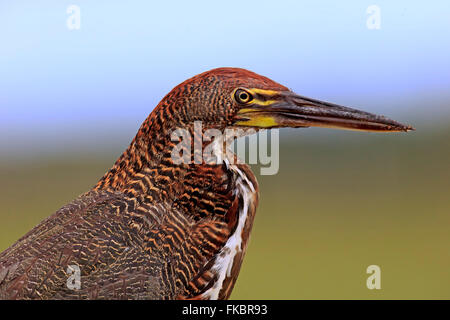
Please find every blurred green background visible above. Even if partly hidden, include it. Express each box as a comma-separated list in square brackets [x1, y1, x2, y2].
[1, 121, 449, 299]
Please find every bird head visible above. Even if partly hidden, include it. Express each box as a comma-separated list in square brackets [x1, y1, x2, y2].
[159, 67, 413, 134]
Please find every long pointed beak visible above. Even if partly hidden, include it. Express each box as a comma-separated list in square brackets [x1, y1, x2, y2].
[236, 92, 414, 132]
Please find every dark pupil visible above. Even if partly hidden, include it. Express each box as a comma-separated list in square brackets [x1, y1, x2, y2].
[239, 92, 248, 101]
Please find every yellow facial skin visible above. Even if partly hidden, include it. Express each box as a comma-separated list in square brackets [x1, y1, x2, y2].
[248, 88, 280, 96]
[235, 114, 278, 128]
[233, 88, 281, 128]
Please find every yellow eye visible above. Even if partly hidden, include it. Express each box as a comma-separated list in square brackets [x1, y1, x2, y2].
[234, 89, 253, 104]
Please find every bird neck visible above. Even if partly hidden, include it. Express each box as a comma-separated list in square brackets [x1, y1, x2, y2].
[94, 108, 231, 195]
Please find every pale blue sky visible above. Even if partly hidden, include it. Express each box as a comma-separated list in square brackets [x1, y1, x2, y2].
[1, 1, 449, 155]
